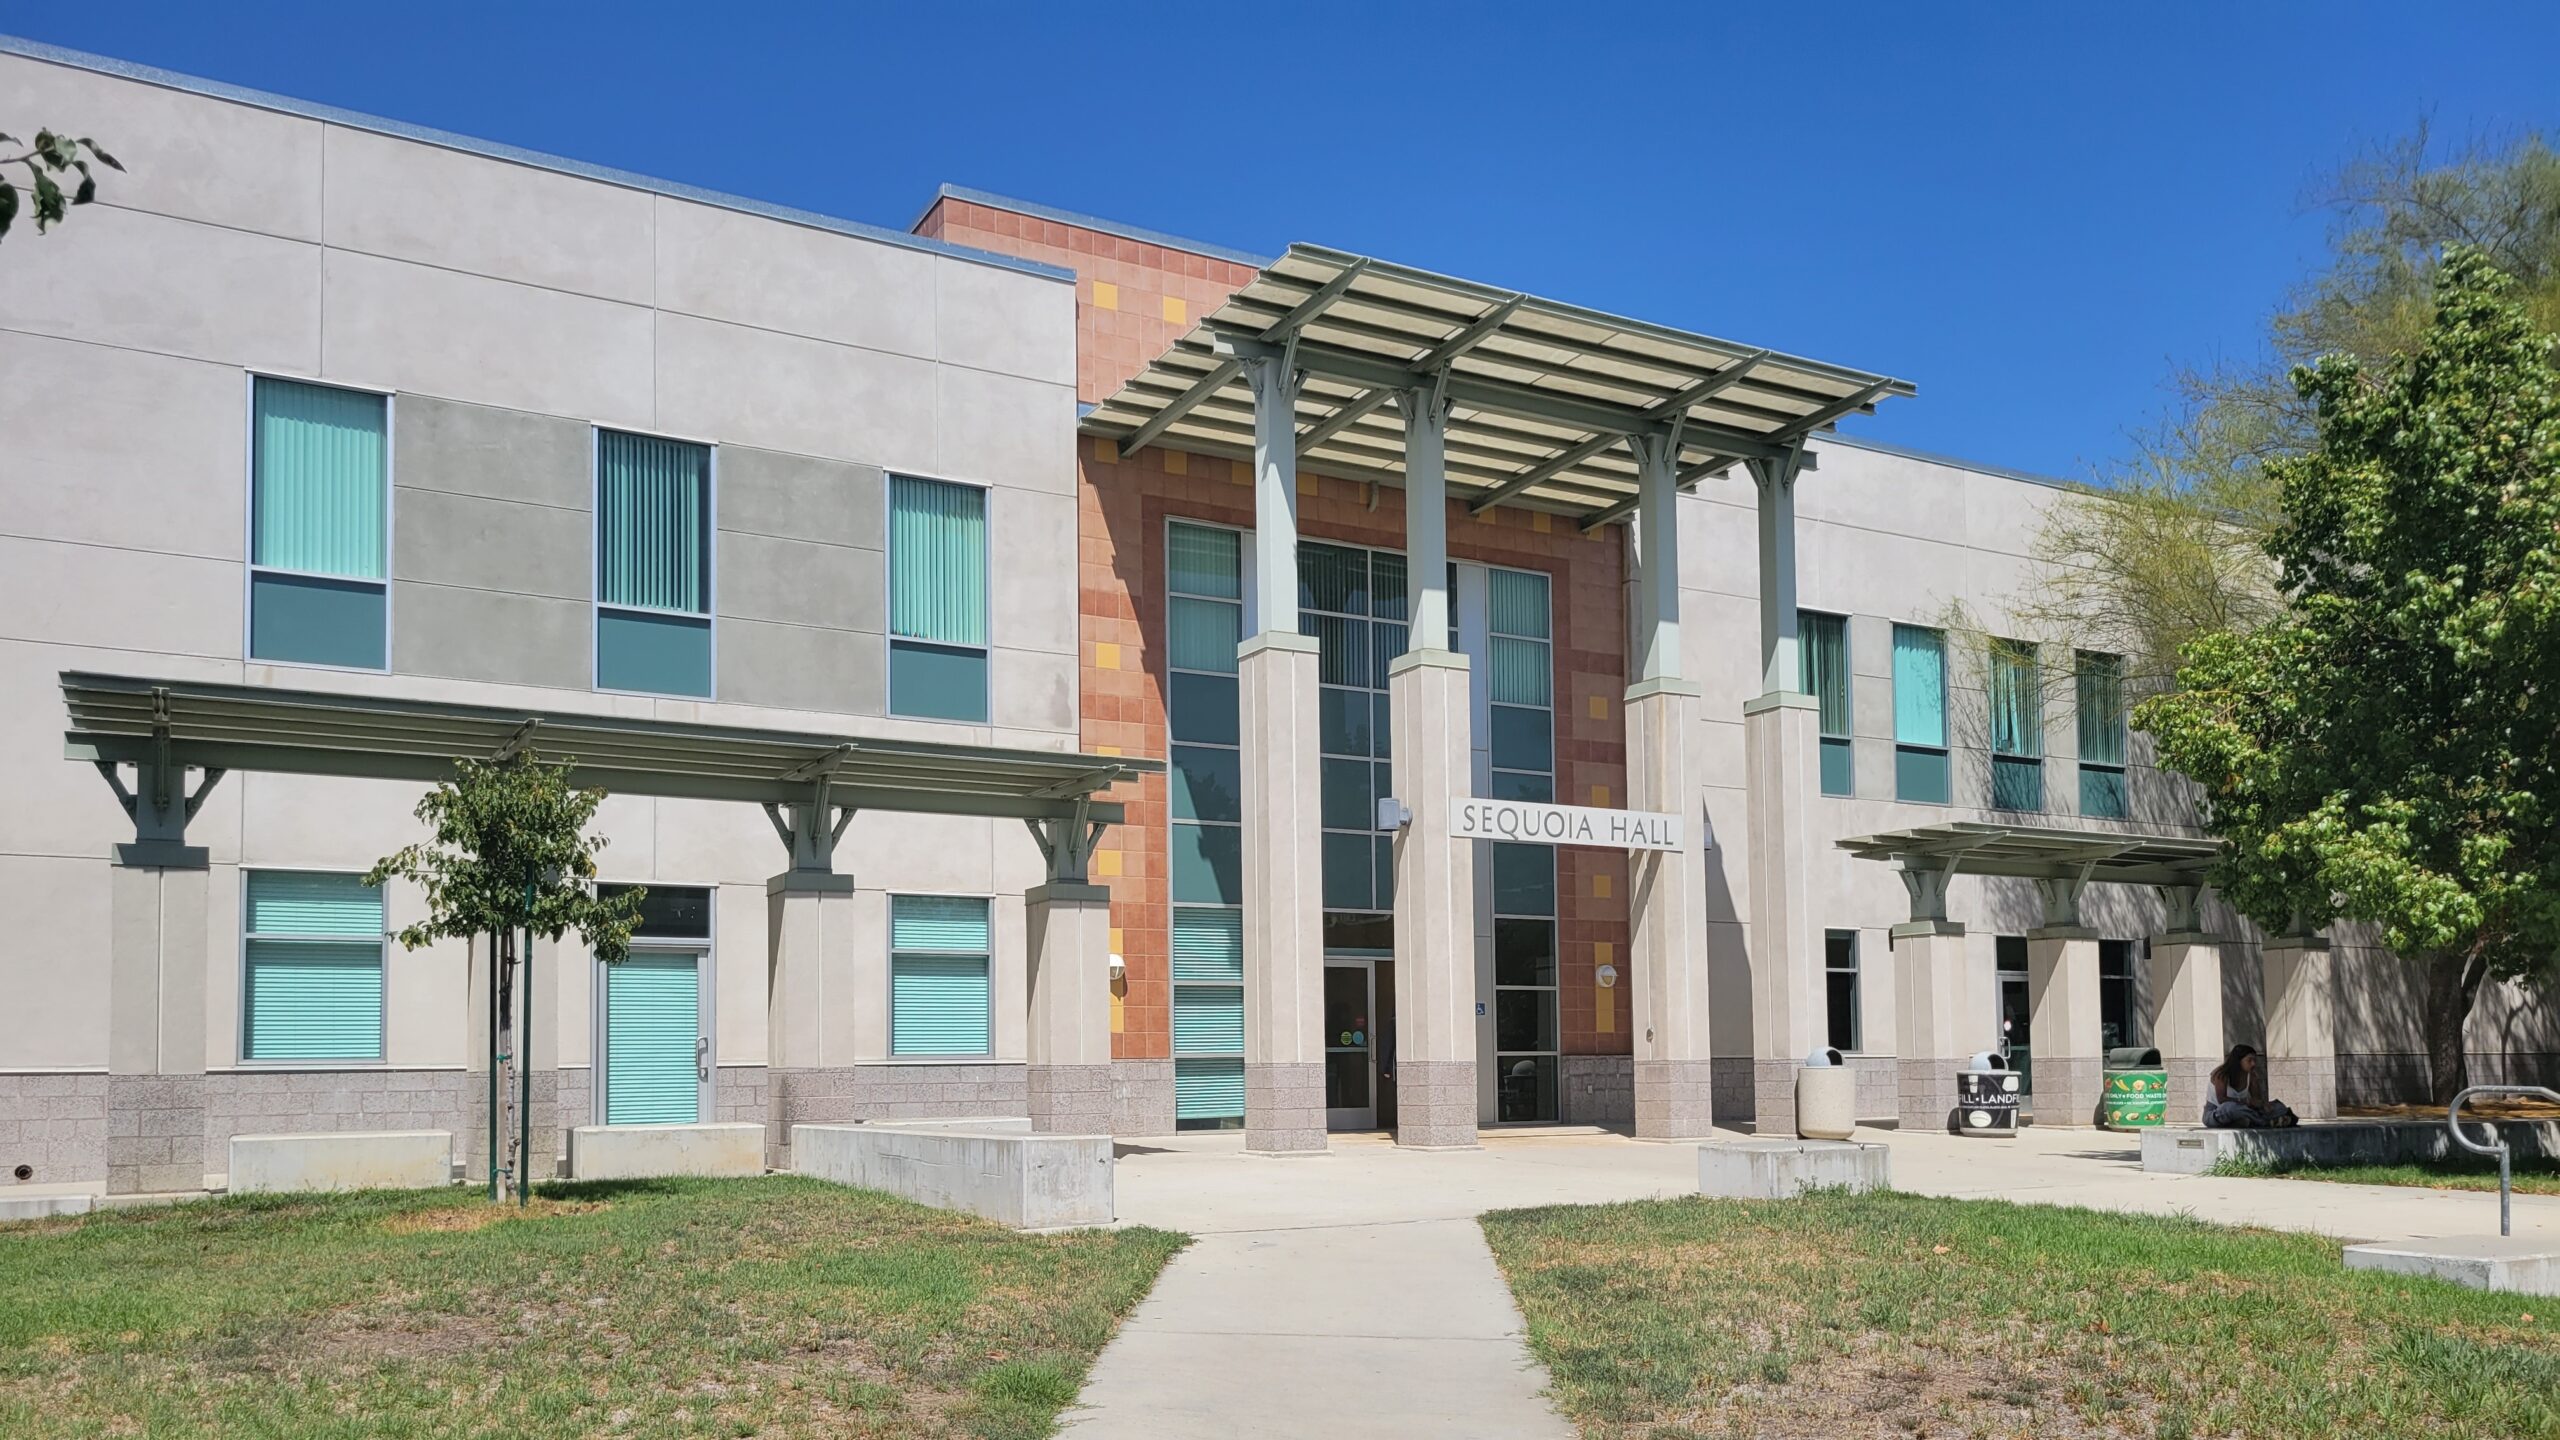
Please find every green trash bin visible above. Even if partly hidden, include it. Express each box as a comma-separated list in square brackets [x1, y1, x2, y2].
[2101, 1046, 2166, 1130]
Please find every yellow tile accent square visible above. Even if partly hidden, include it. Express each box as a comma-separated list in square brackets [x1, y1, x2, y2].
[1094, 439, 1119, 464]
[1593, 873, 1612, 900]
[1588, 695, 1609, 720]
[1474, 506, 1495, 525]
[1109, 927, 1125, 953]
[1095, 850, 1124, 878]
[1532, 510, 1551, 533]
[1596, 1001, 1614, 1034]
[1162, 295, 1187, 324]
[1595, 941, 1613, 964]
[1111, 992, 1126, 1034]
[1097, 744, 1122, 756]
[1093, 281, 1119, 310]
[1297, 472, 1317, 496]
[1590, 784, 1610, 808]
[1095, 641, 1122, 671]
[1164, 449, 1187, 475]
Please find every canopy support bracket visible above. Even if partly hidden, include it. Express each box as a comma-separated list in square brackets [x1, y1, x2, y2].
[1024, 797, 1109, 887]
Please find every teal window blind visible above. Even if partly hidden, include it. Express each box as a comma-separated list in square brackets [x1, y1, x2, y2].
[1488, 568, 1552, 707]
[242, 871, 385, 1062]
[888, 476, 991, 721]
[594, 430, 713, 697]
[1175, 1057, 1245, 1121]
[1168, 520, 1250, 1125]
[249, 379, 388, 669]
[1169, 907, 1244, 1123]
[2077, 651, 2129, 818]
[1173, 986, 1245, 1054]
[1800, 610, 1852, 796]
[1891, 624, 1951, 804]
[604, 954, 700, 1125]
[1989, 640, 2044, 811]
[890, 895, 992, 1056]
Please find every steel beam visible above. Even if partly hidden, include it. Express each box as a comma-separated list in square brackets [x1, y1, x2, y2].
[1121, 357, 1243, 456]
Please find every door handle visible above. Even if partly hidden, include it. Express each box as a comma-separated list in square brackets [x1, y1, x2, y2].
[696, 1035, 711, 1083]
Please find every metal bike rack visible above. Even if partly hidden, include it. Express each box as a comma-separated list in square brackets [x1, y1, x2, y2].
[2447, 1084, 2560, 1236]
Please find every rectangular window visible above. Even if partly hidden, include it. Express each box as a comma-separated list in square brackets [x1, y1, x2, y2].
[1989, 639, 2044, 812]
[1304, 541, 1405, 926]
[1483, 564, 1560, 1124]
[595, 429, 714, 697]
[1800, 610, 1852, 796]
[889, 475, 990, 721]
[889, 895, 991, 1056]
[2099, 938, 2141, 1050]
[249, 378, 389, 670]
[1824, 929, 1861, 1053]
[241, 871, 385, 1062]
[1168, 522, 1248, 1128]
[1891, 623, 1950, 804]
[2077, 651, 2129, 819]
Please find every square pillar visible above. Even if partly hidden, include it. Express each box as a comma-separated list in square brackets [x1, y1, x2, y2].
[1744, 692, 1823, 1133]
[1240, 632, 1327, 1154]
[2024, 928, 2103, 1126]
[2149, 933, 2226, 1123]
[1026, 883, 1114, 1134]
[106, 858, 209, 1195]
[1891, 922, 1969, 1132]
[1629, 678, 1711, 1137]
[765, 871, 859, 1168]
[2262, 935, 2337, 1120]
[1390, 649, 1477, 1148]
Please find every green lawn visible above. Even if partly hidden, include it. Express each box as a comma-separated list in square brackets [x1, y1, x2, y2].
[0, 1176, 1183, 1440]
[2210, 1152, 2560, 1195]
[1482, 1190, 2558, 1440]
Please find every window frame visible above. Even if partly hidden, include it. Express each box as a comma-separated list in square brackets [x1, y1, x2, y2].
[1988, 637, 2045, 813]
[1890, 622, 1951, 805]
[1824, 928, 1862, 1054]
[1165, 517, 1256, 1128]
[1799, 608, 1854, 797]
[235, 866, 390, 1068]
[885, 891, 997, 1060]
[241, 372, 396, 676]
[590, 425, 720, 700]
[2076, 650, 2130, 819]
[1475, 559, 1560, 1125]
[590, 881, 718, 1125]
[885, 471, 995, 723]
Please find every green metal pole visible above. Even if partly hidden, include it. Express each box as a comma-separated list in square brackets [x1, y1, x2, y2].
[486, 929, 499, 1202]
[520, 880, 535, 1207]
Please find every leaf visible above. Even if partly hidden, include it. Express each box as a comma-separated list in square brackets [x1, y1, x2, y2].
[0, 181, 15, 240]
[72, 174, 94, 206]
[30, 170, 63, 231]
[77, 138, 122, 171]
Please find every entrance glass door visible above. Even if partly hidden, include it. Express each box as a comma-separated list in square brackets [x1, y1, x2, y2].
[1323, 961, 1377, 1130]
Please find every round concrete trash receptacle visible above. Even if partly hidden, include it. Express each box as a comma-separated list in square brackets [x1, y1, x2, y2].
[1796, 1046, 1856, 1140]
[2101, 1046, 2167, 1131]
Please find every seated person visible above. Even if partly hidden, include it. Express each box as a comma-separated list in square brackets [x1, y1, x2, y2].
[2203, 1043, 2300, 1128]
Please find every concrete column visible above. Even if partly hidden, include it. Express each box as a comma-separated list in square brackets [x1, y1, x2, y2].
[106, 859, 210, 1195]
[1025, 883, 1114, 1134]
[2150, 933, 2227, 1124]
[1891, 921, 1969, 1133]
[1628, 680, 1711, 1137]
[2025, 928, 2103, 1126]
[1240, 633, 1327, 1153]
[1390, 650, 1477, 1148]
[765, 871, 858, 1168]
[1742, 447, 1820, 1135]
[2262, 934, 2337, 1119]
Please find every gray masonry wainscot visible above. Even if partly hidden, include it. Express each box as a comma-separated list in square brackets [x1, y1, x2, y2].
[2345, 1237, 2560, 1296]
[1698, 1138, 1891, 1199]
[793, 1121, 1113, 1229]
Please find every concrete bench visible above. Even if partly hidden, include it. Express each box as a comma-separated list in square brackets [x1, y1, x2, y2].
[2346, 1237, 2560, 1296]
[2140, 1119, 2560, 1175]
[793, 1122, 1113, 1229]
[1699, 1139, 1890, 1199]
[229, 1131, 454, 1194]
[568, 1123, 764, 1181]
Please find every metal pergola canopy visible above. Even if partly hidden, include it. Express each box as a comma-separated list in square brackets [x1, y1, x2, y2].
[1082, 243, 1916, 526]
[1836, 822, 2224, 888]
[61, 673, 1157, 822]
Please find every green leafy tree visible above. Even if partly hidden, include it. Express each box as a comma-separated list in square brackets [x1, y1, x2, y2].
[2136, 250, 2560, 1102]
[0, 129, 121, 242]
[368, 757, 644, 1200]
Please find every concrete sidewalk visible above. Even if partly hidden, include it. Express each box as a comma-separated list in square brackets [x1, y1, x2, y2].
[1055, 1124, 2554, 1437]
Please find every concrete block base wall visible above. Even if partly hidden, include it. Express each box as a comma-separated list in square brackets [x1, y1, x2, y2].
[1636, 1057, 1718, 1139]
[768, 1063, 1027, 1165]
[229, 1130, 453, 1193]
[0, 1073, 110, 1191]
[1560, 1054, 1633, 1125]
[569, 1123, 765, 1181]
[1394, 1059, 1477, 1148]
[794, 1123, 1113, 1229]
[1111, 1059, 1175, 1135]
[1699, 1139, 1890, 1199]
[107, 1075, 207, 1194]
[1244, 1061, 1325, 1154]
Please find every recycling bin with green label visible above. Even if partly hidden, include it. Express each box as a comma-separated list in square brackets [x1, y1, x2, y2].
[2101, 1046, 2166, 1130]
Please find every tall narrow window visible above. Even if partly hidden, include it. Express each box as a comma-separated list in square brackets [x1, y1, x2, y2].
[249, 378, 389, 670]
[1800, 610, 1852, 796]
[1485, 565, 1559, 1123]
[1303, 540, 1405, 934]
[889, 475, 990, 721]
[1891, 623, 1949, 804]
[2099, 938, 2141, 1050]
[596, 430, 714, 697]
[2077, 651, 2128, 819]
[241, 871, 385, 1062]
[1167, 521, 1247, 1127]
[1824, 929, 1861, 1052]
[1989, 639, 2044, 811]
[889, 895, 992, 1056]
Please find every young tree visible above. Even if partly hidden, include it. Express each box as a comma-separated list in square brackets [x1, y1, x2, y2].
[368, 757, 645, 1201]
[0, 129, 121, 242]
[2136, 249, 2560, 1102]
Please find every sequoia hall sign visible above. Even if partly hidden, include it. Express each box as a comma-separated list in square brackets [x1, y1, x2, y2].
[1450, 797, 1681, 852]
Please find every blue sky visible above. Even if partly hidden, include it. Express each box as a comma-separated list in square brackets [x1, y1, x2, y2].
[8, 3, 2557, 479]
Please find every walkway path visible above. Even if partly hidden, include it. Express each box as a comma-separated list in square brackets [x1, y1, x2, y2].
[1057, 1124, 2557, 1437]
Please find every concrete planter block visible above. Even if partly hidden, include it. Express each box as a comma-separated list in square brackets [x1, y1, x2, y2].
[568, 1123, 764, 1181]
[1699, 1139, 1889, 1199]
[2346, 1237, 2560, 1296]
[0, 1192, 97, 1221]
[1796, 1067, 1857, 1141]
[793, 1122, 1114, 1229]
[229, 1131, 454, 1194]
[2140, 1120, 2560, 1176]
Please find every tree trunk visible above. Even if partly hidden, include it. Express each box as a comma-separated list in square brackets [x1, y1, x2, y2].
[2422, 945, 2489, 1105]
[496, 928, 517, 1203]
